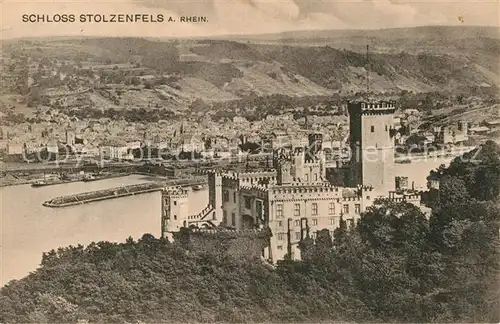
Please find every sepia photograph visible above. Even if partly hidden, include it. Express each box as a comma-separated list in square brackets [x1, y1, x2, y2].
[0, 0, 499, 323]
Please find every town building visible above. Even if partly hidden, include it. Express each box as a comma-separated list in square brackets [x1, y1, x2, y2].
[434, 121, 468, 144]
[485, 119, 500, 131]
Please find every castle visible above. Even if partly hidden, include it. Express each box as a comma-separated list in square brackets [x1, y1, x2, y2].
[161, 100, 421, 262]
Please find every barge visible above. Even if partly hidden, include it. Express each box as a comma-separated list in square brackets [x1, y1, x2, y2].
[43, 182, 165, 207]
[43, 178, 207, 208]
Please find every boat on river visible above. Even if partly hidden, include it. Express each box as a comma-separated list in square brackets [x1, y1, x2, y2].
[32, 180, 64, 187]
[32, 178, 81, 187]
[82, 173, 128, 182]
[397, 159, 412, 164]
[192, 184, 204, 191]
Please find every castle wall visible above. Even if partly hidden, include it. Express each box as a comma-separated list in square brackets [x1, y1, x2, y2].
[239, 186, 269, 229]
[267, 185, 375, 261]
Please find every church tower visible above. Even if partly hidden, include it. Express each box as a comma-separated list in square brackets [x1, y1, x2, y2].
[348, 100, 396, 195]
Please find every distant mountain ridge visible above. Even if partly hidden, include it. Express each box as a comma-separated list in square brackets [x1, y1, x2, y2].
[3, 26, 498, 107]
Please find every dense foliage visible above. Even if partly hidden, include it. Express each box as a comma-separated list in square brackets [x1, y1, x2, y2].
[1, 142, 499, 323]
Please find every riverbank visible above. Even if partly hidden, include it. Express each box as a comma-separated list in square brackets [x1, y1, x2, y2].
[1, 174, 211, 286]
[0, 172, 133, 188]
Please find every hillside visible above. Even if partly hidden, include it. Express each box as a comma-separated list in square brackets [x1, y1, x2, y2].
[220, 26, 500, 54]
[1, 26, 498, 114]
[1, 140, 499, 323]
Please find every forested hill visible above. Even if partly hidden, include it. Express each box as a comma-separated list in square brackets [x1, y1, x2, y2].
[1, 141, 499, 323]
[3, 26, 499, 104]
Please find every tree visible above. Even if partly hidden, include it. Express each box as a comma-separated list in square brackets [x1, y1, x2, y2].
[437, 175, 470, 206]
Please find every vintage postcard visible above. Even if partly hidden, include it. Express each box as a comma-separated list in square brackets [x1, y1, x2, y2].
[1, 0, 499, 323]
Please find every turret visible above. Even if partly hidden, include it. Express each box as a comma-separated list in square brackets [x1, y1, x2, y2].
[161, 187, 189, 241]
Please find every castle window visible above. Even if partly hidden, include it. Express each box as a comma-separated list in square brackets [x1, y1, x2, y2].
[277, 245, 283, 250]
[294, 203, 300, 216]
[343, 204, 349, 214]
[355, 204, 361, 214]
[366, 196, 371, 200]
[371, 126, 375, 133]
[223, 210, 227, 224]
[385, 125, 388, 131]
[233, 192, 237, 203]
[173, 200, 177, 206]
[295, 232, 301, 240]
[212, 212, 216, 220]
[329, 202, 335, 215]
[231, 213, 236, 226]
[330, 217, 335, 226]
[312, 218, 318, 226]
[294, 219, 300, 227]
[314, 173, 318, 181]
[311, 203, 318, 216]
[277, 233, 284, 240]
[244, 196, 252, 209]
[305, 174, 309, 182]
[223, 190, 229, 202]
[276, 220, 283, 227]
[276, 204, 283, 218]
[174, 215, 177, 220]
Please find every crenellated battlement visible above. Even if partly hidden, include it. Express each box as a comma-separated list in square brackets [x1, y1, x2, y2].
[221, 173, 239, 181]
[161, 186, 188, 197]
[271, 183, 339, 195]
[202, 169, 226, 177]
[386, 191, 422, 203]
[240, 184, 270, 198]
[239, 169, 276, 177]
[206, 169, 279, 187]
[187, 205, 215, 221]
[358, 185, 374, 191]
[348, 100, 396, 116]
[341, 196, 363, 202]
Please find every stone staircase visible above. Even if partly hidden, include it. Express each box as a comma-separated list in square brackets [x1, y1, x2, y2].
[186, 205, 218, 228]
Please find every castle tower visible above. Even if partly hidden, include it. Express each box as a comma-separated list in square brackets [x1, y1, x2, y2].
[348, 100, 396, 195]
[161, 187, 189, 241]
[307, 133, 323, 159]
[276, 159, 293, 185]
[291, 147, 305, 180]
[208, 171, 224, 223]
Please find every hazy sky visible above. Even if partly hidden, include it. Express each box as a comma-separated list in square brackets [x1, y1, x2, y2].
[1, 0, 499, 39]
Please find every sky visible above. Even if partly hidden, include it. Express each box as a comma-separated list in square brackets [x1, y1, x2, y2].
[1, 0, 499, 39]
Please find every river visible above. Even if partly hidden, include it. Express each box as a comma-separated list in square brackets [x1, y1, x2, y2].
[1, 174, 208, 287]
[0, 157, 451, 287]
